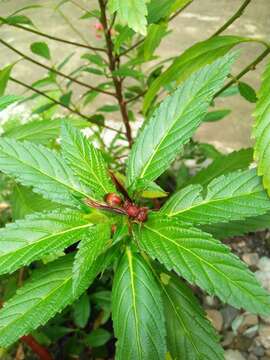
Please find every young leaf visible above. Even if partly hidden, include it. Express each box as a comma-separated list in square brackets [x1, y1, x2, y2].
[61, 122, 116, 200]
[0, 65, 13, 96]
[185, 148, 253, 187]
[0, 210, 93, 276]
[135, 216, 270, 315]
[10, 184, 59, 220]
[0, 95, 21, 111]
[253, 59, 270, 195]
[143, 36, 247, 112]
[128, 52, 236, 186]
[159, 272, 224, 359]
[108, 0, 148, 36]
[203, 109, 231, 122]
[112, 248, 166, 359]
[238, 81, 257, 103]
[30, 42, 51, 60]
[0, 138, 89, 206]
[1, 15, 34, 26]
[142, 23, 167, 60]
[0, 255, 79, 347]
[72, 224, 111, 296]
[86, 328, 111, 347]
[73, 293, 91, 328]
[161, 169, 270, 225]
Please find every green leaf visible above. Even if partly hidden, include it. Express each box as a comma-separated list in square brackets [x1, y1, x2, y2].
[0, 137, 89, 206]
[142, 23, 167, 60]
[161, 169, 270, 225]
[10, 184, 59, 220]
[108, 0, 148, 36]
[0, 255, 83, 348]
[86, 328, 111, 347]
[112, 248, 166, 359]
[143, 36, 247, 112]
[30, 42, 51, 60]
[72, 224, 111, 296]
[1, 15, 34, 26]
[238, 81, 257, 103]
[0, 210, 93, 276]
[186, 148, 253, 187]
[147, 0, 191, 23]
[73, 293, 90, 328]
[112, 67, 143, 80]
[128, 52, 236, 186]
[0, 95, 21, 111]
[253, 59, 270, 194]
[136, 216, 270, 315]
[61, 122, 116, 200]
[204, 109, 231, 122]
[0, 65, 13, 96]
[130, 178, 168, 198]
[201, 211, 270, 239]
[159, 272, 224, 359]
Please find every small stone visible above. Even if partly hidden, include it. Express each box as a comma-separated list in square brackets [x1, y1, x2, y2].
[262, 316, 270, 325]
[204, 295, 218, 308]
[222, 331, 234, 348]
[257, 257, 270, 272]
[206, 309, 223, 332]
[234, 335, 253, 351]
[224, 349, 245, 360]
[252, 345, 265, 356]
[221, 306, 239, 330]
[242, 253, 259, 267]
[239, 314, 258, 333]
[255, 270, 270, 292]
[259, 325, 270, 348]
[247, 355, 258, 360]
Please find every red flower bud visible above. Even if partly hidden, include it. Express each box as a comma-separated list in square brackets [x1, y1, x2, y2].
[136, 208, 148, 222]
[104, 193, 122, 207]
[126, 204, 140, 218]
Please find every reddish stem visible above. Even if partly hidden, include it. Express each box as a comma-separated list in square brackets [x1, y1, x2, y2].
[21, 335, 53, 360]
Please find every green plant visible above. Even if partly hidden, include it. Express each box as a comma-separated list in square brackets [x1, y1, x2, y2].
[1, 1, 270, 359]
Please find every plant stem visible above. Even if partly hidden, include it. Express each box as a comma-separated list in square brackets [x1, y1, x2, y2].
[169, 0, 194, 21]
[21, 335, 53, 360]
[0, 17, 106, 52]
[98, 0, 133, 148]
[0, 39, 115, 96]
[215, 47, 270, 97]
[212, 0, 252, 37]
[10, 76, 124, 134]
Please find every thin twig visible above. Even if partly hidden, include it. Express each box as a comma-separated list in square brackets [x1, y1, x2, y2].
[98, 0, 133, 147]
[0, 17, 106, 52]
[215, 47, 270, 98]
[10, 76, 124, 134]
[0, 39, 115, 96]
[212, 0, 252, 37]
[169, 0, 194, 21]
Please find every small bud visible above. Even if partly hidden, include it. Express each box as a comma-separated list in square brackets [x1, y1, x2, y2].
[105, 193, 122, 207]
[126, 204, 140, 218]
[136, 208, 148, 222]
[111, 224, 117, 235]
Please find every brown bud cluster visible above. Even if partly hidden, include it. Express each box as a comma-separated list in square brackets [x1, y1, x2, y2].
[104, 194, 148, 222]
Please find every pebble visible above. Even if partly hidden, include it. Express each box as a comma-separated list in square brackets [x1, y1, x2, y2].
[257, 257, 270, 272]
[206, 309, 223, 332]
[222, 331, 234, 347]
[242, 253, 259, 267]
[221, 306, 239, 330]
[239, 314, 258, 333]
[247, 355, 258, 360]
[224, 349, 245, 360]
[259, 325, 270, 349]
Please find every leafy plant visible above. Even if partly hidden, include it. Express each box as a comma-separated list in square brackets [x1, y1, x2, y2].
[0, 0, 270, 359]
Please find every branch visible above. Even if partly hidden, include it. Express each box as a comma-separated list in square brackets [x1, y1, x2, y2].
[212, 0, 252, 37]
[0, 39, 115, 96]
[98, 0, 133, 148]
[10, 76, 124, 134]
[21, 335, 53, 360]
[0, 17, 106, 52]
[214, 47, 270, 98]
[169, 0, 194, 21]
